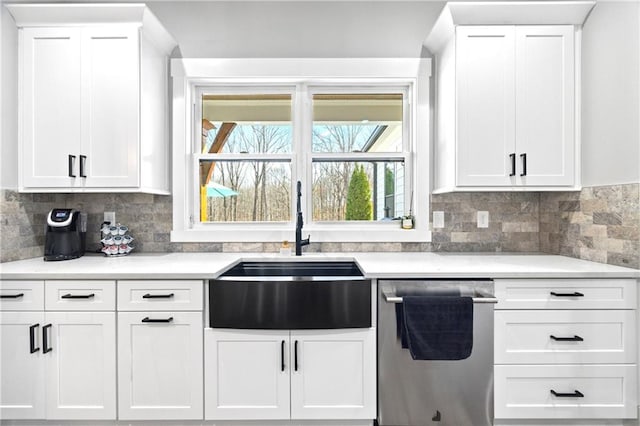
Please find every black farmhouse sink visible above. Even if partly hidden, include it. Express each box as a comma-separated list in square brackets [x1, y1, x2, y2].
[209, 261, 371, 329]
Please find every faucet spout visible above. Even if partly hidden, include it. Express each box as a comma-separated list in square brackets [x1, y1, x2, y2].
[295, 181, 310, 256]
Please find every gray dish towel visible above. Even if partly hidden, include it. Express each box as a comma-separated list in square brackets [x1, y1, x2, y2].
[398, 295, 473, 360]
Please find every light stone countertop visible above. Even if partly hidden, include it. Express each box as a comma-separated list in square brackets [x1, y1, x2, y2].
[0, 252, 638, 280]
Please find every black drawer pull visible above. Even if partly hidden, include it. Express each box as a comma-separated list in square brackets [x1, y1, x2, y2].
[281, 340, 285, 372]
[142, 293, 175, 299]
[79, 155, 87, 178]
[520, 153, 527, 176]
[551, 389, 584, 398]
[141, 317, 174, 323]
[294, 340, 299, 371]
[509, 153, 516, 176]
[1, 293, 25, 299]
[68, 155, 76, 178]
[43, 324, 52, 353]
[61, 293, 95, 299]
[550, 291, 584, 297]
[29, 323, 40, 353]
[550, 335, 584, 342]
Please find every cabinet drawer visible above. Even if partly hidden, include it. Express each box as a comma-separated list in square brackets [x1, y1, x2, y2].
[0, 281, 44, 311]
[495, 310, 636, 364]
[494, 364, 637, 419]
[494, 279, 637, 309]
[117, 280, 203, 311]
[45, 281, 115, 311]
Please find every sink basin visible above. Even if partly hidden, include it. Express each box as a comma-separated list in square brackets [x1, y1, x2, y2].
[209, 261, 371, 329]
[218, 261, 364, 280]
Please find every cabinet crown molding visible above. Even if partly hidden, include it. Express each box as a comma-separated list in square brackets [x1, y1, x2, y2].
[6, 3, 176, 55]
[425, 1, 595, 53]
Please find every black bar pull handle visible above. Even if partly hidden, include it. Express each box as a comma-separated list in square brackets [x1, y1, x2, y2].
[142, 293, 175, 299]
[141, 317, 174, 323]
[1, 293, 25, 299]
[79, 155, 87, 178]
[551, 389, 584, 398]
[29, 323, 40, 354]
[520, 153, 527, 176]
[61, 293, 95, 299]
[550, 291, 584, 297]
[294, 340, 299, 371]
[281, 340, 285, 372]
[550, 335, 584, 342]
[68, 155, 76, 178]
[509, 153, 516, 177]
[43, 324, 52, 353]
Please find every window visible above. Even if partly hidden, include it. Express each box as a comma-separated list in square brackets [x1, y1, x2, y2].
[171, 59, 431, 242]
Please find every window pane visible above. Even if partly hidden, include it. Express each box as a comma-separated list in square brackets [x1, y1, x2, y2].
[201, 94, 292, 154]
[312, 94, 403, 153]
[312, 161, 404, 222]
[199, 160, 291, 222]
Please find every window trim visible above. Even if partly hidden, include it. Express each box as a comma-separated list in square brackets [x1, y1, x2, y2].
[171, 58, 432, 243]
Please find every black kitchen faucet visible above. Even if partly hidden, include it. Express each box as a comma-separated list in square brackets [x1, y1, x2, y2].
[295, 180, 310, 256]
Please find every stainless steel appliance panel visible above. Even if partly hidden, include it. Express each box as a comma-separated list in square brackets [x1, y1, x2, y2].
[377, 280, 494, 426]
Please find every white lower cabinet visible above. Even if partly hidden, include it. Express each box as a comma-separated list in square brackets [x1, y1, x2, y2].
[205, 329, 291, 420]
[0, 312, 46, 419]
[495, 364, 637, 419]
[494, 278, 638, 421]
[290, 329, 376, 420]
[44, 312, 116, 420]
[117, 311, 203, 420]
[205, 328, 376, 421]
[1, 281, 116, 422]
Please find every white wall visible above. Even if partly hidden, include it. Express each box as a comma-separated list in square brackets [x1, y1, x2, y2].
[1, 5, 18, 190]
[148, 1, 443, 58]
[581, 1, 640, 186]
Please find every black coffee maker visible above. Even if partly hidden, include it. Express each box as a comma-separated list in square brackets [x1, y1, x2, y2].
[44, 208, 87, 261]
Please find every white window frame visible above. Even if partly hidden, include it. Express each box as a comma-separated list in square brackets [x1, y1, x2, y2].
[171, 58, 431, 243]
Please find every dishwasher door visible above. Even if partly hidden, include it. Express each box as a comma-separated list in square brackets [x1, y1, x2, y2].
[377, 280, 495, 426]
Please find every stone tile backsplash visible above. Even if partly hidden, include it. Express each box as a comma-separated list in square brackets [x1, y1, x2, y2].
[540, 183, 640, 269]
[1, 184, 638, 270]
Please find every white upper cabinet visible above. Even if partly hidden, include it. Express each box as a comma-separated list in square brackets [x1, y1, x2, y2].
[425, 1, 594, 193]
[9, 4, 176, 194]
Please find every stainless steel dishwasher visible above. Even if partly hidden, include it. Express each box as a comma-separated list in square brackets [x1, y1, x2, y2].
[377, 279, 496, 426]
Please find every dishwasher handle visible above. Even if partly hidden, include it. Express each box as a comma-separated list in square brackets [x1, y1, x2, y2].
[382, 291, 497, 304]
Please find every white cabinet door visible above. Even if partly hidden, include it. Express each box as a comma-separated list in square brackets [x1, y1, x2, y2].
[44, 312, 116, 420]
[205, 329, 290, 420]
[515, 26, 574, 186]
[456, 26, 516, 187]
[118, 312, 203, 420]
[20, 27, 82, 189]
[290, 329, 376, 420]
[0, 312, 45, 419]
[81, 26, 139, 188]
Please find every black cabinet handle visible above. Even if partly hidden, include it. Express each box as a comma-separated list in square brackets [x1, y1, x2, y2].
[1, 293, 25, 299]
[141, 317, 174, 323]
[43, 324, 52, 353]
[551, 389, 584, 398]
[550, 291, 584, 297]
[509, 153, 516, 177]
[281, 340, 285, 372]
[68, 155, 76, 178]
[550, 335, 584, 342]
[79, 155, 87, 178]
[29, 323, 40, 354]
[520, 153, 527, 176]
[61, 293, 95, 299]
[142, 293, 175, 299]
[294, 340, 299, 371]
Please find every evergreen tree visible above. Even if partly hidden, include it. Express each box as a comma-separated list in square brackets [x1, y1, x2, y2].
[345, 165, 372, 220]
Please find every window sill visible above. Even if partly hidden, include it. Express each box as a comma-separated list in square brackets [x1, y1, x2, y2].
[171, 225, 431, 243]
